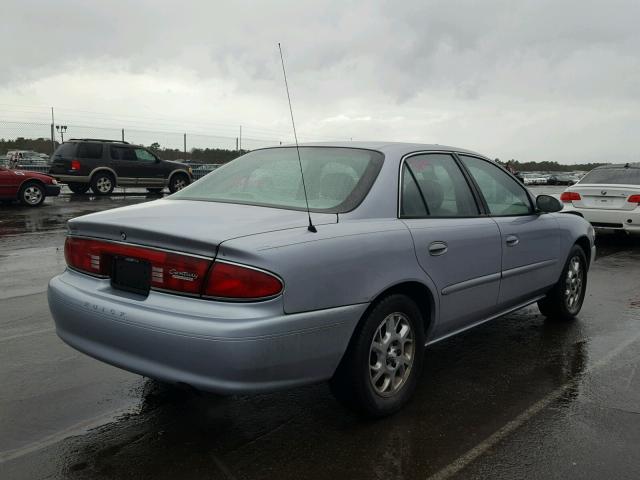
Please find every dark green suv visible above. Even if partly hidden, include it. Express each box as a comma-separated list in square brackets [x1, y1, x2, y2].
[49, 139, 192, 195]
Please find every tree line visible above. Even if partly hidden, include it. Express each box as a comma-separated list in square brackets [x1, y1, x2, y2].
[0, 137, 610, 171]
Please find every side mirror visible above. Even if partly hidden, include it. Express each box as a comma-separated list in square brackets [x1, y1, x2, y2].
[536, 194, 563, 213]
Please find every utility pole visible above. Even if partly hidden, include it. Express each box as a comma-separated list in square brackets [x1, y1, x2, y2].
[236, 137, 239, 151]
[183, 133, 187, 160]
[50, 107, 55, 153]
[239, 125, 242, 151]
[121, 128, 125, 142]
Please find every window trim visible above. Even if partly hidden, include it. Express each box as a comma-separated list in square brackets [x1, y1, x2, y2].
[397, 151, 483, 219]
[455, 153, 536, 217]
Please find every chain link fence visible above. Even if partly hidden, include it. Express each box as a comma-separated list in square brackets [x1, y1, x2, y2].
[0, 119, 283, 162]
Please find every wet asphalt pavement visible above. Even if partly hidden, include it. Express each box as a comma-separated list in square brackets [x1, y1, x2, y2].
[1, 187, 639, 479]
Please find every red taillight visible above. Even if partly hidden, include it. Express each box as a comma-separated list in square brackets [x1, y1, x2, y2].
[560, 191, 581, 203]
[203, 262, 283, 300]
[64, 237, 211, 295]
[70, 160, 81, 171]
[628, 194, 640, 204]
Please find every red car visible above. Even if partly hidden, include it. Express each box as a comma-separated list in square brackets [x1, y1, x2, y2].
[0, 166, 61, 206]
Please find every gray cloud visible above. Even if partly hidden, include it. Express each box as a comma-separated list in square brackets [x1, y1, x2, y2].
[2, 0, 640, 163]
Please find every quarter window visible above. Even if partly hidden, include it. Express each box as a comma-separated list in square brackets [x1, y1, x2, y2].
[400, 154, 478, 217]
[76, 143, 103, 159]
[459, 155, 533, 216]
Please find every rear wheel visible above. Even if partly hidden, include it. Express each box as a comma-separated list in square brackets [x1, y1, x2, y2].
[67, 182, 90, 194]
[330, 294, 425, 417]
[168, 173, 189, 193]
[538, 245, 587, 321]
[91, 172, 115, 195]
[19, 182, 45, 207]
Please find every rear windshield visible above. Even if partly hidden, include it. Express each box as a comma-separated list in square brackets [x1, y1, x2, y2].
[53, 143, 76, 157]
[171, 147, 384, 213]
[580, 167, 640, 185]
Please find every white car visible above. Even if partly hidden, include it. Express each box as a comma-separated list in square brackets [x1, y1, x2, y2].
[560, 163, 640, 235]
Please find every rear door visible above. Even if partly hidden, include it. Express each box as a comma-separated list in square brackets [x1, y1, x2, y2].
[109, 145, 137, 185]
[458, 155, 561, 308]
[400, 153, 502, 337]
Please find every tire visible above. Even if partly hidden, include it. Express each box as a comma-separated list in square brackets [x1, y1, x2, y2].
[168, 173, 190, 193]
[330, 294, 425, 417]
[90, 172, 115, 195]
[19, 182, 45, 207]
[537, 245, 588, 321]
[67, 182, 90, 194]
[147, 188, 164, 194]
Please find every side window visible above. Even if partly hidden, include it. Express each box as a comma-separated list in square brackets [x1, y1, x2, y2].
[110, 146, 136, 161]
[135, 148, 157, 162]
[76, 143, 103, 159]
[459, 155, 533, 216]
[401, 154, 478, 217]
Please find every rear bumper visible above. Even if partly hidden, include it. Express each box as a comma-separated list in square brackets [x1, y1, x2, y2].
[562, 205, 640, 234]
[52, 174, 90, 183]
[48, 269, 366, 394]
[45, 185, 61, 196]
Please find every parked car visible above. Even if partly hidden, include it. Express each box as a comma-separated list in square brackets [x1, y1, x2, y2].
[48, 139, 192, 195]
[521, 173, 547, 185]
[547, 174, 576, 186]
[0, 164, 60, 206]
[48, 142, 594, 416]
[560, 163, 640, 235]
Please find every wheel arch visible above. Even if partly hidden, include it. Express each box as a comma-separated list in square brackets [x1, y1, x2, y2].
[575, 235, 592, 266]
[168, 169, 191, 183]
[89, 167, 118, 183]
[18, 177, 46, 192]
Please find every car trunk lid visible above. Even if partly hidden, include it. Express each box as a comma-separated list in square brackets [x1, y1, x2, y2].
[568, 184, 640, 210]
[67, 199, 337, 257]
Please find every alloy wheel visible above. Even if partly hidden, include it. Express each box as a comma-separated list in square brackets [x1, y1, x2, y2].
[96, 177, 112, 193]
[23, 186, 43, 205]
[564, 256, 584, 313]
[369, 312, 414, 397]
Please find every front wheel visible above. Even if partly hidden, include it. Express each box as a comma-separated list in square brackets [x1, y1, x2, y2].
[168, 173, 190, 193]
[19, 182, 45, 207]
[538, 245, 588, 321]
[330, 294, 425, 417]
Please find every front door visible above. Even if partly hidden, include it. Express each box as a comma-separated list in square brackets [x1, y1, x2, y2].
[0, 167, 24, 198]
[458, 155, 561, 308]
[400, 153, 503, 338]
[132, 148, 165, 187]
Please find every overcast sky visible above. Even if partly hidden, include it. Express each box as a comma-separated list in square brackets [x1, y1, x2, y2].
[2, 0, 639, 163]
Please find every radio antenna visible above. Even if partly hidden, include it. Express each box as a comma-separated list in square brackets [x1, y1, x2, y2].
[278, 42, 316, 233]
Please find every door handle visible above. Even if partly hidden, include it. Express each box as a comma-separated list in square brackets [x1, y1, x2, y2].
[505, 235, 519, 247]
[428, 241, 448, 256]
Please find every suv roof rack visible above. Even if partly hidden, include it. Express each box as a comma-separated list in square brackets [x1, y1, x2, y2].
[68, 138, 130, 144]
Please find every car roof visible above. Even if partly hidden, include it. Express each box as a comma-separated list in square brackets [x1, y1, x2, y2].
[269, 141, 488, 159]
[65, 139, 144, 148]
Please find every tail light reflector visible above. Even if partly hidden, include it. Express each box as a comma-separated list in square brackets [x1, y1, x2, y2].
[70, 160, 81, 171]
[64, 237, 210, 295]
[628, 194, 640, 204]
[203, 262, 283, 300]
[560, 191, 581, 203]
[64, 237, 284, 300]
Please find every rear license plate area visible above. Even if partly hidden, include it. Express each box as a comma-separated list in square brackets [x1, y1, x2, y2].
[111, 256, 151, 296]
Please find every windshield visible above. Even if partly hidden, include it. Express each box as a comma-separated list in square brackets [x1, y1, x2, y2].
[579, 167, 640, 185]
[171, 147, 384, 212]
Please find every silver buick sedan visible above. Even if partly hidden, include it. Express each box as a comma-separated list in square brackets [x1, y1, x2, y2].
[48, 142, 595, 416]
